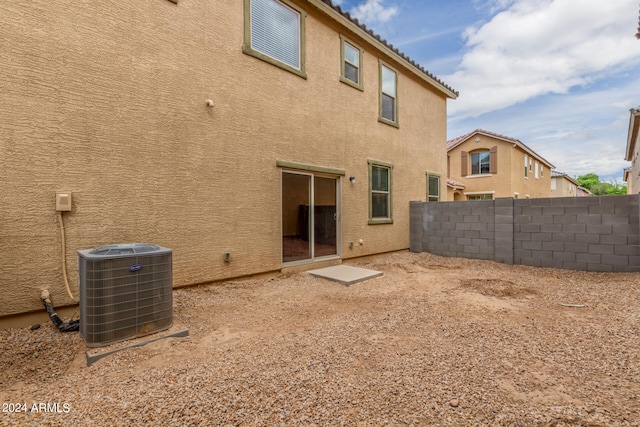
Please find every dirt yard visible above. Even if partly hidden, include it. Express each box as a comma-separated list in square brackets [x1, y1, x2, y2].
[1, 251, 639, 426]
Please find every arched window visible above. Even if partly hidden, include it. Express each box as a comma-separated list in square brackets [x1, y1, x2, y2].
[471, 151, 490, 175]
[461, 146, 496, 177]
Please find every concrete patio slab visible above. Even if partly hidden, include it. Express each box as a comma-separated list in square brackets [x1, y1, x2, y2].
[308, 265, 383, 285]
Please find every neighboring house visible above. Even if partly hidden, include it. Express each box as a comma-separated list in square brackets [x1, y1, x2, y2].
[446, 178, 466, 201]
[447, 130, 554, 200]
[550, 171, 590, 197]
[0, 0, 457, 324]
[576, 186, 592, 197]
[624, 107, 640, 194]
[624, 168, 633, 194]
[636, 5, 640, 39]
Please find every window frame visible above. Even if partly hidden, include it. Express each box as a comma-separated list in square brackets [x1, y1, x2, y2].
[378, 60, 399, 128]
[470, 150, 491, 175]
[339, 35, 364, 91]
[467, 194, 493, 201]
[524, 154, 528, 179]
[368, 159, 393, 224]
[242, 0, 307, 79]
[426, 172, 440, 202]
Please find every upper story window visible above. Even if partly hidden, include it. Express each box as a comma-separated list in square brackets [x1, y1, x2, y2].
[243, 0, 306, 78]
[461, 146, 496, 177]
[535, 161, 539, 179]
[379, 61, 398, 127]
[471, 151, 490, 175]
[340, 35, 363, 90]
[524, 155, 528, 178]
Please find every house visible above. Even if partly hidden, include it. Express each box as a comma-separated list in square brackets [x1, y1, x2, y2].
[624, 107, 640, 194]
[624, 168, 633, 194]
[446, 130, 554, 201]
[0, 0, 457, 325]
[550, 171, 590, 197]
[576, 186, 592, 197]
[636, 5, 640, 39]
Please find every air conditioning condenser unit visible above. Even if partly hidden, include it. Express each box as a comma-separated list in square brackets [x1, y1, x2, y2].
[78, 243, 172, 347]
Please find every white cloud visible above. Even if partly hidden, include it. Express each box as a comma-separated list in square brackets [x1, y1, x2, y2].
[332, 0, 344, 6]
[350, 0, 398, 26]
[472, 0, 516, 14]
[446, 0, 640, 119]
[448, 74, 640, 181]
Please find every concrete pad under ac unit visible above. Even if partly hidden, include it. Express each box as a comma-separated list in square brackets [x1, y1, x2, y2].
[308, 265, 383, 285]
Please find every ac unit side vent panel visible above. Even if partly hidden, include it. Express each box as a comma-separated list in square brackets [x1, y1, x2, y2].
[78, 244, 173, 348]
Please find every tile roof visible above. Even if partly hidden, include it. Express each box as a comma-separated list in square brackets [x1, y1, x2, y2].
[447, 178, 465, 189]
[446, 129, 518, 150]
[446, 129, 555, 169]
[319, 0, 458, 97]
[636, 5, 640, 39]
[551, 170, 580, 187]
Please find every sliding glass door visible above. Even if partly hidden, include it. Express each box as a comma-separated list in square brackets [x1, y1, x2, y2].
[282, 171, 339, 264]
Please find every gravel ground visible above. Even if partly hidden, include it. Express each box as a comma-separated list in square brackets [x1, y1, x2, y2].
[1, 251, 639, 426]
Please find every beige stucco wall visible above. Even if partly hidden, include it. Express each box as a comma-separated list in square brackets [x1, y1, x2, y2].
[0, 0, 449, 321]
[628, 133, 640, 195]
[551, 176, 578, 197]
[447, 134, 552, 199]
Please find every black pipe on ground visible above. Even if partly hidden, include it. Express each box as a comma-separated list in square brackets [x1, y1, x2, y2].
[41, 291, 79, 332]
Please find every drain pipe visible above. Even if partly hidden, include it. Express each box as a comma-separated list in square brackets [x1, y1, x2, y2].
[57, 211, 77, 302]
[41, 290, 79, 332]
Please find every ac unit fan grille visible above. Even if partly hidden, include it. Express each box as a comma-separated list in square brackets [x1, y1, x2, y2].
[79, 245, 172, 347]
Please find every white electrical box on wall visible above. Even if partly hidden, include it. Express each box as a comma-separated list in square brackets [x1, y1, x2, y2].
[56, 192, 72, 212]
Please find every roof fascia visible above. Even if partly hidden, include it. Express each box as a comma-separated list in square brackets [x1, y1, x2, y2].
[306, 0, 458, 99]
[625, 108, 640, 161]
[447, 130, 555, 169]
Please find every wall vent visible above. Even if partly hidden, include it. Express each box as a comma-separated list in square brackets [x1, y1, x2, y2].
[78, 243, 173, 347]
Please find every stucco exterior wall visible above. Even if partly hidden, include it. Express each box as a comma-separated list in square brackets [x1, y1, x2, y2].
[551, 176, 578, 197]
[628, 129, 640, 195]
[447, 134, 551, 200]
[0, 0, 450, 320]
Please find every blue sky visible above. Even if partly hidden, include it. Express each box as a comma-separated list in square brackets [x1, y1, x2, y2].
[333, 0, 640, 183]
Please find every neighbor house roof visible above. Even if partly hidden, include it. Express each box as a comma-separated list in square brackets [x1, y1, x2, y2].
[446, 129, 555, 169]
[551, 170, 580, 187]
[624, 107, 640, 161]
[636, 5, 640, 39]
[311, 0, 458, 99]
[447, 178, 465, 190]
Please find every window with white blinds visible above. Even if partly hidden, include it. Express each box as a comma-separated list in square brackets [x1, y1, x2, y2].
[250, 0, 301, 70]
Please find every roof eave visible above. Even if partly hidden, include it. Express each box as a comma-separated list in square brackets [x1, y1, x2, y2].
[306, 0, 458, 99]
[446, 129, 555, 169]
[624, 108, 640, 161]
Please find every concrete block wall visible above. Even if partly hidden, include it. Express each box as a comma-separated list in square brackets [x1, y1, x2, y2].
[412, 200, 496, 261]
[410, 194, 640, 272]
